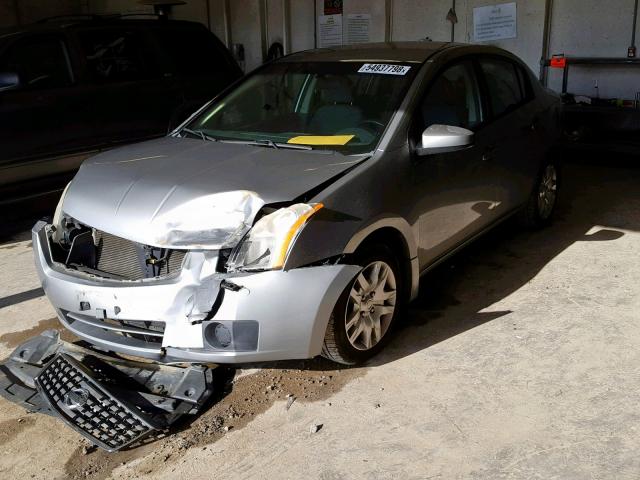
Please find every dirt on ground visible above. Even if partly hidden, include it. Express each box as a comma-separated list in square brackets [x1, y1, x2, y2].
[63, 361, 366, 480]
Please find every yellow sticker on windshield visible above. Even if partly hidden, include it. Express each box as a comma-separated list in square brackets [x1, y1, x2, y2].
[287, 135, 355, 146]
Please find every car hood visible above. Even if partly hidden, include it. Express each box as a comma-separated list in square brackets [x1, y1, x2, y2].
[62, 136, 365, 249]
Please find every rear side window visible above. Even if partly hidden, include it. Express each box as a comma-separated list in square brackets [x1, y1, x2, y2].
[153, 27, 226, 76]
[479, 58, 523, 117]
[78, 28, 150, 83]
[1, 36, 72, 89]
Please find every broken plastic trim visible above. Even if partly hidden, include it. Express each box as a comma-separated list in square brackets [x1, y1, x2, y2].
[0, 330, 216, 452]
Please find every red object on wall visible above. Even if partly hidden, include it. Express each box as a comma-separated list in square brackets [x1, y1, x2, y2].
[324, 0, 343, 15]
[550, 56, 567, 68]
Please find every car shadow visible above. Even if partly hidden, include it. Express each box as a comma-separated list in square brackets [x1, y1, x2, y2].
[369, 152, 640, 366]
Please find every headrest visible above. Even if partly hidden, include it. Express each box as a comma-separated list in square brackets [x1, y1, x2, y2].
[317, 76, 354, 104]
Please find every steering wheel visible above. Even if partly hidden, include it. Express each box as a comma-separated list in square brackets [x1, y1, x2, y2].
[358, 120, 386, 133]
[335, 127, 375, 144]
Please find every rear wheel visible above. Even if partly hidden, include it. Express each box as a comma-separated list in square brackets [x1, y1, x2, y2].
[322, 244, 404, 365]
[519, 161, 559, 228]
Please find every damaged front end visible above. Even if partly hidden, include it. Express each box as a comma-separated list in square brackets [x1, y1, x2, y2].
[4, 167, 360, 451]
[0, 330, 215, 451]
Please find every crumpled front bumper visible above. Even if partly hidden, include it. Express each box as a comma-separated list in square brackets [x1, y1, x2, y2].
[33, 221, 360, 364]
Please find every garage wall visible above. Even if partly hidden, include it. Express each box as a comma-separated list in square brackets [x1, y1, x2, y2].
[0, 0, 82, 27]
[546, 0, 640, 99]
[3, 0, 639, 99]
[391, 0, 545, 75]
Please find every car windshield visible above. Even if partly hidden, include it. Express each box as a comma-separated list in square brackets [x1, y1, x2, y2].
[187, 61, 418, 154]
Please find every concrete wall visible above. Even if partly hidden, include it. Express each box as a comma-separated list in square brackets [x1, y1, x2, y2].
[546, 0, 640, 99]
[2, 0, 639, 99]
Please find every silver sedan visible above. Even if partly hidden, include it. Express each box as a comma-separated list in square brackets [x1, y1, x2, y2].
[34, 42, 561, 365]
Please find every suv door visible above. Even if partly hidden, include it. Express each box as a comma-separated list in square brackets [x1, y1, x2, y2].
[411, 60, 500, 267]
[71, 25, 178, 146]
[0, 34, 92, 191]
[149, 24, 242, 127]
[476, 56, 539, 211]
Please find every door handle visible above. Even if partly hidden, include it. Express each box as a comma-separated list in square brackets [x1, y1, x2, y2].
[482, 146, 495, 162]
[523, 117, 540, 133]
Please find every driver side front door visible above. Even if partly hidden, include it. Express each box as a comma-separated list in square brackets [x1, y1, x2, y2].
[411, 60, 500, 269]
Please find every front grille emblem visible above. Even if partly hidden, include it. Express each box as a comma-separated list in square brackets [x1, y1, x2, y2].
[64, 387, 89, 410]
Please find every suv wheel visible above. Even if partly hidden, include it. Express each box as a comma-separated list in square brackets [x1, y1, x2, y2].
[322, 244, 403, 365]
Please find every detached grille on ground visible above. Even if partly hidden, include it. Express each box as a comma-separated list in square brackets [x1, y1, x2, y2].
[36, 354, 156, 451]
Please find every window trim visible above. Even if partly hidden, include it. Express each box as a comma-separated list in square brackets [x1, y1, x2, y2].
[74, 26, 158, 85]
[408, 57, 486, 147]
[475, 54, 535, 124]
[0, 34, 75, 90]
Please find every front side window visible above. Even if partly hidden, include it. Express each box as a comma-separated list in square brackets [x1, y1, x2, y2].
[1, 36, 72, 89]
[187, 61, 417, 154]
[417, 62, 482, 133]
[479, 58, 524, 117]
[78, 29, 149, 83]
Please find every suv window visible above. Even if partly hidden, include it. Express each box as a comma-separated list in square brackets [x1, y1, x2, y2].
[0, 36, 72, 89]
[78, 28, 150, 83]
[152, 27, 224, 76]
[417, 62, 482, 132]
[479, 58, 524, 117]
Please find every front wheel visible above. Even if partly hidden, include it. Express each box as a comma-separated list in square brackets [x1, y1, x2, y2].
[322, 244, 404, 365]
[518, 161, 559, 229]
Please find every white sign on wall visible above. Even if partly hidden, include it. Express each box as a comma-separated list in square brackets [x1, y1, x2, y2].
[346, 14, 371, 44]
[318, 14, 343, 48]
[473, 2, 517, 42]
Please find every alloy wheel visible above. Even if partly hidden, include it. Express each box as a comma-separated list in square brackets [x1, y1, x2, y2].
[538, 164, 558, 220]
[345, 261, 397, 351]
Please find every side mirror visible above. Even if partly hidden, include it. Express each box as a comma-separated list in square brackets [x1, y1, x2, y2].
[415, 124, 474, 156]
[0, 71, 20, 92]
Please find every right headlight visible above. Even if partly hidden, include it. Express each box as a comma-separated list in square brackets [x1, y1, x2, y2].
[226, 203, 323, 272]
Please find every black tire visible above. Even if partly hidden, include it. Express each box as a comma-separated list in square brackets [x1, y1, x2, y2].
[518, 160, 560, 229]
[321, 243, 405, 365]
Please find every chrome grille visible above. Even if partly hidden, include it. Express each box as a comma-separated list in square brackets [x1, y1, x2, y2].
[65, 311, 165, 345]
[36, 354, 155, 451]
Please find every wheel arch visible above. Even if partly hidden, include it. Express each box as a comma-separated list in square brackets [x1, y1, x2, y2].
[343, 218, 419, 301]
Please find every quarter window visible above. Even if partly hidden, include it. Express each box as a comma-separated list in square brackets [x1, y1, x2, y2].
[479, 58, 524, 117]
[78, 29, 150, 83]
[417, 62, 482, 132]
[1, 36, 72, 89]
[152, 27, 225, 76]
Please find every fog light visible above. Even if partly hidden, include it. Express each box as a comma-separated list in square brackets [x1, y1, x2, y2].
[205, 322, 232, 348]
[203, 320, 259, 351]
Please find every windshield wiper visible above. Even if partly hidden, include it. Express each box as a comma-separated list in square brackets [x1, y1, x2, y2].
[179, 128, 217, 142]
[219, 139, 313, 151]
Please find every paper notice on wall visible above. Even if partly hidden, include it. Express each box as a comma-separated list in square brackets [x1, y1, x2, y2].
[473, 2, 517, 42]
[318, 14, 343, 48]
[346, 14, 371, 44]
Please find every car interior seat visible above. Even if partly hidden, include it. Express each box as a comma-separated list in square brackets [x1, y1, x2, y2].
[309, 76, 363, 134]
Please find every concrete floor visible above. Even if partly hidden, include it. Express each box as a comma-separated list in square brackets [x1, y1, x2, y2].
[0, 158, 639, 479]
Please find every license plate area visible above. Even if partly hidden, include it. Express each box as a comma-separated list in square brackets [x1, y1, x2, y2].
[35, 354, 156, 451]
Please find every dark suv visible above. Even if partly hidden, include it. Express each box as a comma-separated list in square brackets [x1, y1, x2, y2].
[0, 16, 242, 204]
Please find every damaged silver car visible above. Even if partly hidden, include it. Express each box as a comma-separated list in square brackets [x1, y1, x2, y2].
[33, 42, 560, 367]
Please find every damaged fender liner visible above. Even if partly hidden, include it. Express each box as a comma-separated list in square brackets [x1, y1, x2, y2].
[0, 330, 215, 452]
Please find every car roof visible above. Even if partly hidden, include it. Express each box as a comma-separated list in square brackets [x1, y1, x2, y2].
[282, 41, 466, 64]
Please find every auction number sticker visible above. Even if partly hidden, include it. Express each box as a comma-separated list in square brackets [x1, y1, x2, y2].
[358, 63, 411, 75]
